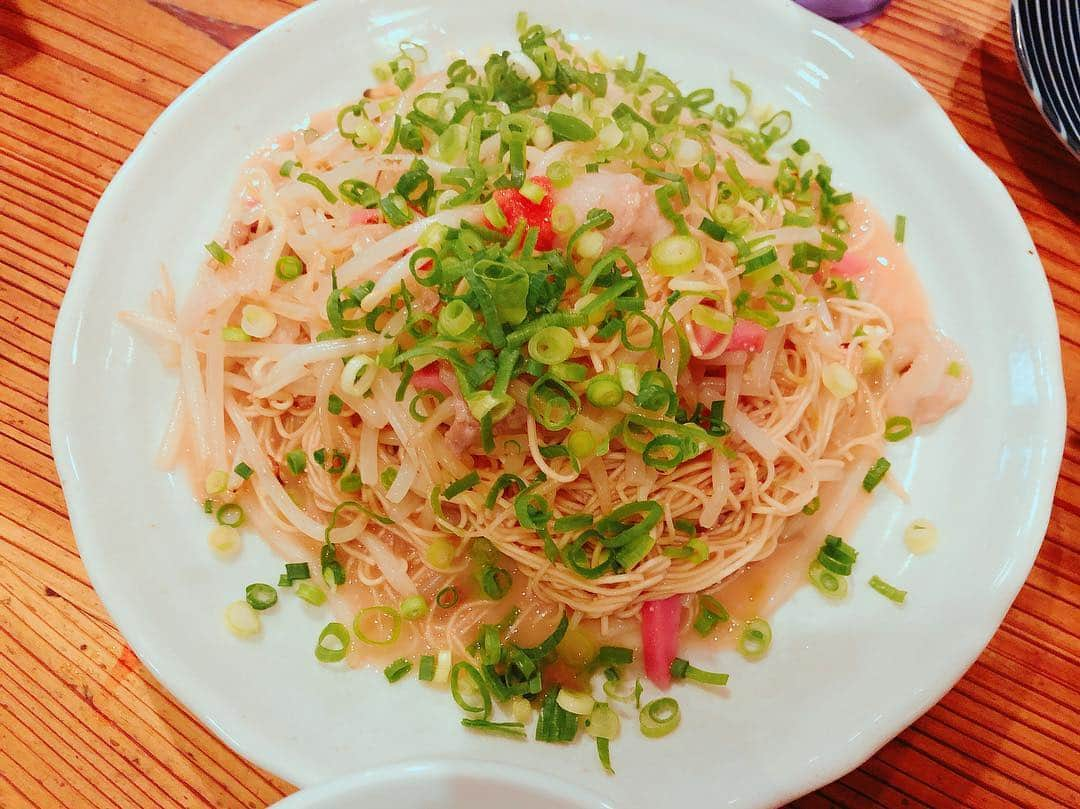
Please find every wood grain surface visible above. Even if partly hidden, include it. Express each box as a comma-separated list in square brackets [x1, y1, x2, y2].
[0, 0, 1077, 806]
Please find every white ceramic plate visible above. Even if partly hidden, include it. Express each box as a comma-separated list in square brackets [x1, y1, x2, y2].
[269, 760, 614, 809]
[50, 0, 1066, 806]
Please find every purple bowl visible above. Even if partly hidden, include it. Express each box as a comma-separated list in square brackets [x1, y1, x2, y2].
[793, 0, 891, 28]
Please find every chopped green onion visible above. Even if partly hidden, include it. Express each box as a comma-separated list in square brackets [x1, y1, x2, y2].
[736, 618, 772, 660]
[443, 471, 480, 500]
[479, 563, 511, 600]
[884, 416, 913, 442]
[216, 503, 244, 528]
[339, 473, 363, 493]
[802, 496, 821, 515]
[576, 231, 605, 259]
[535, 687, 579, 742]
[642, 435, 687, 470]
[384, 658, 412, 682]
[221, 326, 250, 342]
[869, 575, 907, 603]
[692, 594, 729, 636]
[484, 473, 525, 509]
[295, 582, 327, 606]
[282, 562, 311, 584]
[507, 312, 589, 348]
[437, 124, 468, 161]
[205, 241, 233, 266]
[596, 737, 614, 774]
[661, 538, 708, 564]
[547, 206, 575, 241]
[450, 661, 491, 718]
[461, 718, 527, 738]
[207, 524, 239, 557]
[284, 450, 306, 475]
[792, 138, 810, 155]
[339, 179, 380, 207]
[380, 467, 398, 489]
[553, 514, 593, 532]
[279, 159, 300, 177]
[556, 689, 596, 716]
[353, 606, 402, 645]
[315, 622, 350, 662]
[547, 161, 574, 189]
[822, 362, 857, 398]
[478, 623, 502, 666]
[639, 697, 680, 739]
[585, 374, 624, 407]
[674, 518, 697, 536]
[550, 361, 587, 382]
[740, 246, 778, 274]
[690, 305, 733, 335]
[244, 583, 277, 611]
[437, 299, 476, 337]
[418, 654, 436, 681]
[862, 457, 891, 492]
[326, 394, 344, 415]
[528, 326, 574, 365]
[670, 657, 729, 686]
[436, 585, 459, 608]
[808, 560, 848, 599]
[904, 519, 938, 554]
[593, 646, 634, 666]
[566, 430, 598, 459]
[224, 600, 260, 637]
[546, 111, 596, 142]
[379, 192, 413, 226]
[483, 197, 508, 230]
[650, 234, 701, 276]
[275, 256, 303, 281]
[617, 363, 641, 395]
[233, 462, 253, 480]
[427, 537, 455, 570]
[320, 542, 345, 588]
[297, 172, 338, 203]
[527, 374, 580, 430]
[519, 179, 547, 204]
[817, 534, 858, 576]
[409, 389, 446, 422]
[947, 361, 964, 378]
[602, 677, 643, 707]
[400, 595, 429, 620]
[894, 214, 907, 243]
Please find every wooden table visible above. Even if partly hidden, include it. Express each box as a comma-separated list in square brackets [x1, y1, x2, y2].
[1, 0, 1076, 805]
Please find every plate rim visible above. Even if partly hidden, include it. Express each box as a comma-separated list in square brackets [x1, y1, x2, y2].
[270, 758, 616, 808]
[49, 0, 1068, 804]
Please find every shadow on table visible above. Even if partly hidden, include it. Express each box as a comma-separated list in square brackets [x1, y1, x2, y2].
[962, 15, 1080, 228]
[0, 4, 40, 73]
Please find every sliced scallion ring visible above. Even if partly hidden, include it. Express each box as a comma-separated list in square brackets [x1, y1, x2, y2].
[315, 622, 350, 663]
[224, 600, 260, 638]
[400, 595, 429, 620]
[353, 606, 402, 645]
[736, 617, 772, 660]
[639, 697, 680, 738]
[650, 234, 702, 276]
[216, 503, 245, 528]
[244, 583, 277, 611]
[450, 661, 491, 719]
[528, 326, 574, 365]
